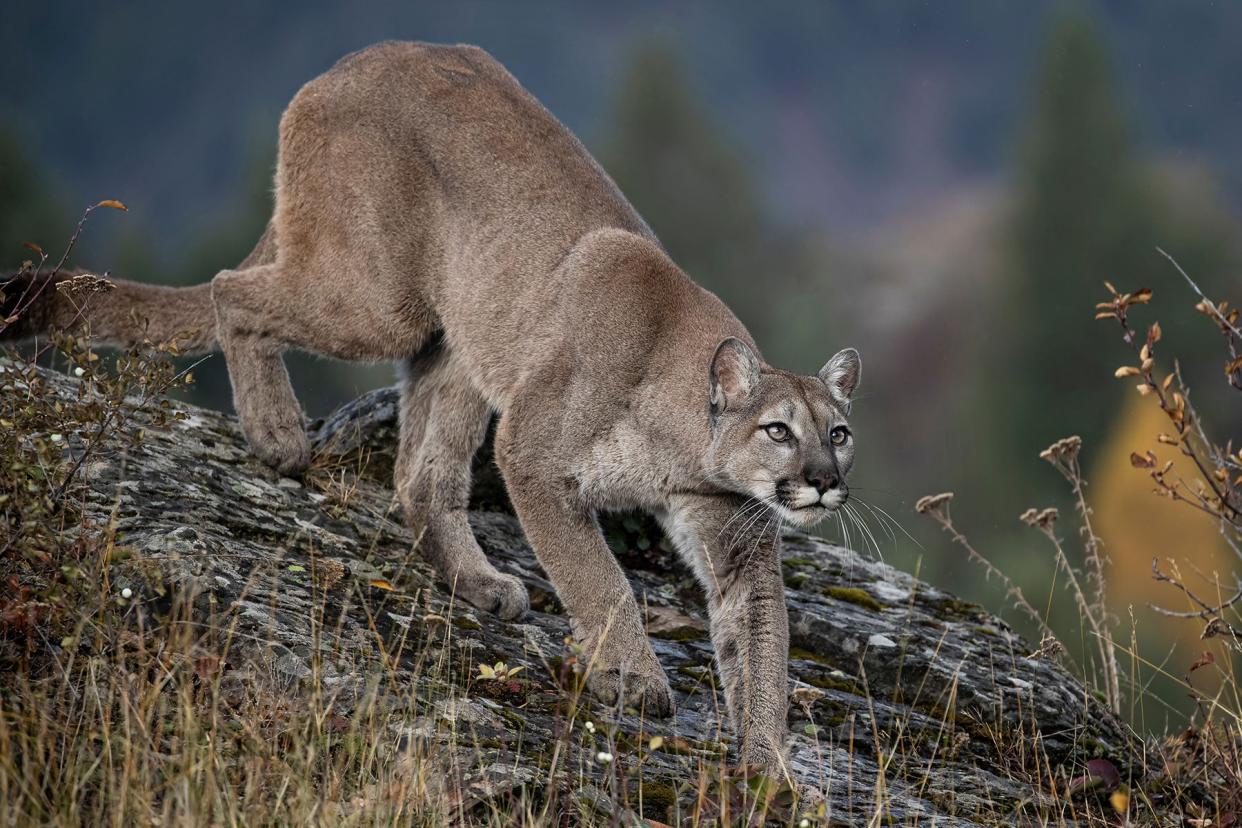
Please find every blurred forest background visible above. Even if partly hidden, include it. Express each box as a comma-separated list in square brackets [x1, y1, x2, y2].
[3, 1, 1240, 730]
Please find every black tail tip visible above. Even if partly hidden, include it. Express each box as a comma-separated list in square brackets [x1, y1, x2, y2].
[0, 271, 54, 342]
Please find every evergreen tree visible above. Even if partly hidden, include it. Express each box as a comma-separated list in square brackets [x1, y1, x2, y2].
[598, 41, 772, 343]
[1000, 10, 1158, 471]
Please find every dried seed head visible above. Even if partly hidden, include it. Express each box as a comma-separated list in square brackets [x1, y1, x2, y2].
[1028, 634, 1064, 660]
[1039, 436, 1082, 463]
[56, 272, 116, 298]
[915, 492, 954, 515]
[1019, 507, 1059, 529]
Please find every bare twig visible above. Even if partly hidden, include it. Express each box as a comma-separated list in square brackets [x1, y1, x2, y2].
[914, 494, 1063, 648]
[1149, 558, 1242, 619]
[1157, 246, 1241, 339]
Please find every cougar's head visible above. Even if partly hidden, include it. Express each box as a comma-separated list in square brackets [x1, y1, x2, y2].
[705, 338, 861, 528]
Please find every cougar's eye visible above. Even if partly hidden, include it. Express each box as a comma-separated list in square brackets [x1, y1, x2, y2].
[830, 426, 850, 446]
[763, 423, 791, 443]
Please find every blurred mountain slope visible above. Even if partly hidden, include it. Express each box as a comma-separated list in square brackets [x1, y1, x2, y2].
[4, 1, 1241, 258]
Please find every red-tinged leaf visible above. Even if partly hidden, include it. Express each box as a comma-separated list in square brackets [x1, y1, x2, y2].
[1189, 651, 1215, 672]
[1225, 356, 1242, 375]
[1129, 288, 1153, 304]
[1068, 760, 1121, 796]
[1085, 759, 1121, 791]
[22, 241, 43, 255]
[1130, 451, 1156, 469]
[95, 199, 128, 211]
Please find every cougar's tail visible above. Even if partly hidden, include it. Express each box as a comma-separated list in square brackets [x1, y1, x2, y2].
[1, 221, 277, 354]
[0, 269, 219, 354]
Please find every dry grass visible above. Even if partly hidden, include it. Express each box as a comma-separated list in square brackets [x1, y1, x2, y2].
[3, 221, 1241, 825]
[914, 266, 1242, 824]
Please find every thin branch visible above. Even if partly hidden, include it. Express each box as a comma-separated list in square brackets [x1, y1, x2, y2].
[1149, 557, 1242, 619]
[1157, 246, 1241, 339]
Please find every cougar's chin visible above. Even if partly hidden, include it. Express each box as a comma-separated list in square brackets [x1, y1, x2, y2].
[778, 503, 829, 527]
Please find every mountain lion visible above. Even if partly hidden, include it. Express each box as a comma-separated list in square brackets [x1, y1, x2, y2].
[2, 41, 861, 773]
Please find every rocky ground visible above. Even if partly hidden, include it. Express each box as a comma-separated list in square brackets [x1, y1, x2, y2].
[58, 372, 1135, 825]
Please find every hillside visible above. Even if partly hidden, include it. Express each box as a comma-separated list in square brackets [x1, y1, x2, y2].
[0, 362, 1146, 824]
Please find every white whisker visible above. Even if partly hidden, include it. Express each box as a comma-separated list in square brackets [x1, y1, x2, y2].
[853, 498, 896, 544]
[852, 494, 923, 550]
[741, 510, 782, 575]
[835, 505, 852, 551]
[730, 496, 779, 553]
[717, 496, 768, 539]
[845, 501, 883, 561]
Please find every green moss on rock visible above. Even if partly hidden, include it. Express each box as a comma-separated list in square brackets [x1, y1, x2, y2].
[783, 571, 809, 588]
[822, 585, 883, 612]
[636, 780, 677, 820]
[805, 674, 856, 693]
[649, 626, 706, 642]
[782, 556, 819, 569]
[788, 646, 831, 665]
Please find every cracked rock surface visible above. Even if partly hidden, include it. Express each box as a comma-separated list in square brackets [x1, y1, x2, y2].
[63, 375, 1131, 824]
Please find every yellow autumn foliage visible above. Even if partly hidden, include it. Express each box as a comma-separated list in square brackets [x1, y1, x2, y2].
[1093, 393, 1230, 670]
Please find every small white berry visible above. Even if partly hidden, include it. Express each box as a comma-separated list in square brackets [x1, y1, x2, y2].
[584, 721, 595, 733]
[74, 367, 85, 377]
[800, 820, 811, 828]
[595, 751, 612, 763]
[49, 434, 63, 443]
[120, 587, 133, 599]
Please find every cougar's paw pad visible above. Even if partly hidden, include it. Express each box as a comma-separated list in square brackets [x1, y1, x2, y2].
[244, 414, 311, 475]
[458, 571, 529, 621]
[588, 666, 675, 717]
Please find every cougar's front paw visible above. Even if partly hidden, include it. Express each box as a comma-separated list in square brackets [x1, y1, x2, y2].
[455, 570, 529, 620]
[738, 730, 786, 774]
[244, 410, 312, 476]
[587, 659, 675, 717]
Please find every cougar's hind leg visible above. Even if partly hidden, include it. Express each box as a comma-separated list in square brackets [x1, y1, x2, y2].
[211, 263, 312, 475]
[395, 344, 528, 619]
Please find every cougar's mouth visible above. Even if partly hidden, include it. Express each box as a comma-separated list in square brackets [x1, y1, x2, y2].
[770, 480, 823, 526]
[773, 478, 847, 526]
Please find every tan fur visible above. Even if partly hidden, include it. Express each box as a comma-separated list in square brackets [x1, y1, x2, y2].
[2, 42, 863, 772]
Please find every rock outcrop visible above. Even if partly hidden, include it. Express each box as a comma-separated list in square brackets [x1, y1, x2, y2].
[63, 372, 1130, 825]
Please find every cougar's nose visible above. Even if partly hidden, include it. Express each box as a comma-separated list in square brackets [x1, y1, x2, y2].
[805, 470, 839, 494]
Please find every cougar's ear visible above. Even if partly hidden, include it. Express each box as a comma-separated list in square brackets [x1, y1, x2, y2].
[818, 347, 861, 402]
[709, 337, 761, 413]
